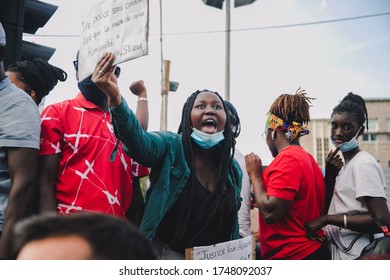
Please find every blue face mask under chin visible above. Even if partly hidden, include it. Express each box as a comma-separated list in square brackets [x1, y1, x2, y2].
[331, 126, 362, 152]
[190, 127, 225, 149]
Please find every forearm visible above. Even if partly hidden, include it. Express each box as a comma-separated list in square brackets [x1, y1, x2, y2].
[135, 94, 149, 131]
[250, 174, 276, 221]
[238, 181, 251, 237]
[0, 180, 36, 259]
[325, 213, 377, 233]
[39, 182, 57, 213]
[110, 98, 165, 166]
[38, 154, 60, 213]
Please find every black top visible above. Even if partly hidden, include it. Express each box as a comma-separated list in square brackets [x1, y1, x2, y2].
[155, 177, 235, 253]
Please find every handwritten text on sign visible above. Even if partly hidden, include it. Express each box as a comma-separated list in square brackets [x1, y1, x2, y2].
[78, 0, 149, 81]
[189, 235, 255, 260]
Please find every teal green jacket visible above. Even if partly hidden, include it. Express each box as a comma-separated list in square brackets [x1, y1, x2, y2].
[110, 98, 242, 241]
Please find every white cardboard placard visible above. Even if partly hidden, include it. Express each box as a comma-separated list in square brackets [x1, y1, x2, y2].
[78, 0, 149, 81]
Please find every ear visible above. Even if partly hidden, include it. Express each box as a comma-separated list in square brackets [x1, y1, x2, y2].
[29, 90, 38, 103]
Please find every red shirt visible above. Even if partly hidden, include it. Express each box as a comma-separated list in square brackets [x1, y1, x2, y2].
[40, 93, 148, 218]
[259, 145, 325, 259]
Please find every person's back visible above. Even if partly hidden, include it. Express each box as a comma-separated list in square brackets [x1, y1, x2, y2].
[0, 21, 40, 259]
[260, 145, 325, 259]
[246, 89, 330, 260]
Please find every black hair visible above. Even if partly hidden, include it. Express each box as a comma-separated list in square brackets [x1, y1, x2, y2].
[7, 58, 67, 105]
[224, 100, 241, 138]
[331, 92, 368, 130]
[175, 89, 237, 245]
[11, 212, 157, 260]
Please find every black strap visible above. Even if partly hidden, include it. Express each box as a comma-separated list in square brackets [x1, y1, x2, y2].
[372, 216, 390, 237]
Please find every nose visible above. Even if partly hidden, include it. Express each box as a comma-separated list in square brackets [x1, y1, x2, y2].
[333, 127, 343, 138]
[205, 105, 216, 115]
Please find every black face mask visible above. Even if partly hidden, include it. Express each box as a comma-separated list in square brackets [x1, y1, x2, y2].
[77, 75, 107, 104]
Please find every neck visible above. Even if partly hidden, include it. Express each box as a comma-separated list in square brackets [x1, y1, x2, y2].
[193, 143, 219, 161]
[342, 147, 361, 164]
[277, 137, 300, 154]
[193, 146, 220, 192]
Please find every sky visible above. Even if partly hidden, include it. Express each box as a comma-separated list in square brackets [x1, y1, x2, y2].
[27, 0, 390, 165]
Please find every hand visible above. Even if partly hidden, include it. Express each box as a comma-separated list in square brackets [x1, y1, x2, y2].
[129, 80, 147, 97]
[245, 152, 263, 180]
[325, 147, 343, 181]
[91, 52, 121, 107]
[305, 216, 328, 242]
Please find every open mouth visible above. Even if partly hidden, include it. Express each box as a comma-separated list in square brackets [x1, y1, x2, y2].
[202, 119, 217, 133]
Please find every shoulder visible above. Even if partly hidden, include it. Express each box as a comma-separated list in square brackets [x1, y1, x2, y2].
[354, 150, 377, 162]
[274, 146, 303, 165]
[150, 131, 183, 153]
[0, 90, 39, 122]
[152, 130, 181, 143]
[352, 151, 383, 172]
[41, 98, 77, 116]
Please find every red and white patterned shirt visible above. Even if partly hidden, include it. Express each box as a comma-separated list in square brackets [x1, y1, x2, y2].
[40, 93, 148, 218]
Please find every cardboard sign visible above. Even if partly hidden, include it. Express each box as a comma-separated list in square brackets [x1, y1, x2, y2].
[185, 235, 256, 260]
[78, 0, 149, 81]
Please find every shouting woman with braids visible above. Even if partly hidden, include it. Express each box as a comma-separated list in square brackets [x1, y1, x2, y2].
[6, 58, 67, 111]
[305, 92, 390, 260]
[245, 89, 330, 259]
[92, 53, 241, 259]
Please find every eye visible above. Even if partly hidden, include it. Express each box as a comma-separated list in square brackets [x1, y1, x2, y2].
[195, 104, 205, 109]
[343, 125, 351, 130]
[213, 104, 222, 110]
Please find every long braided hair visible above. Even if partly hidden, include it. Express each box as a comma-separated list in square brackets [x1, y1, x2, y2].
[331, 92, 368, 130]
[268, 88, 314, 126]
[6, 58, 67, 105]
[175, 89, 237, 244]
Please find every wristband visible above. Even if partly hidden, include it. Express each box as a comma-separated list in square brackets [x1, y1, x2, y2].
[343, 214, 348, 229]
[137, 97, 148, 102]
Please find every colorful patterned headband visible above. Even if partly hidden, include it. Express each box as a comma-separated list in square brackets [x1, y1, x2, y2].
[266, 112, 310, 141]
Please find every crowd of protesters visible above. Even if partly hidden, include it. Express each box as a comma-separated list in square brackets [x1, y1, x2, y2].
[0, 21, 389, 260]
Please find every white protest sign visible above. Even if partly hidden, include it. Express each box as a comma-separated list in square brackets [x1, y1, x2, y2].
[78, 0, 149, 81]
[186, 235, 255, 260]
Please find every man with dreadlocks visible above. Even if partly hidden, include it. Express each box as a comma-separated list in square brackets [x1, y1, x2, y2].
[305, 92, 390, 260]
[245, 89, 330, 259]
[92, 52, 242, 259]
[6, 58, 67, 112]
